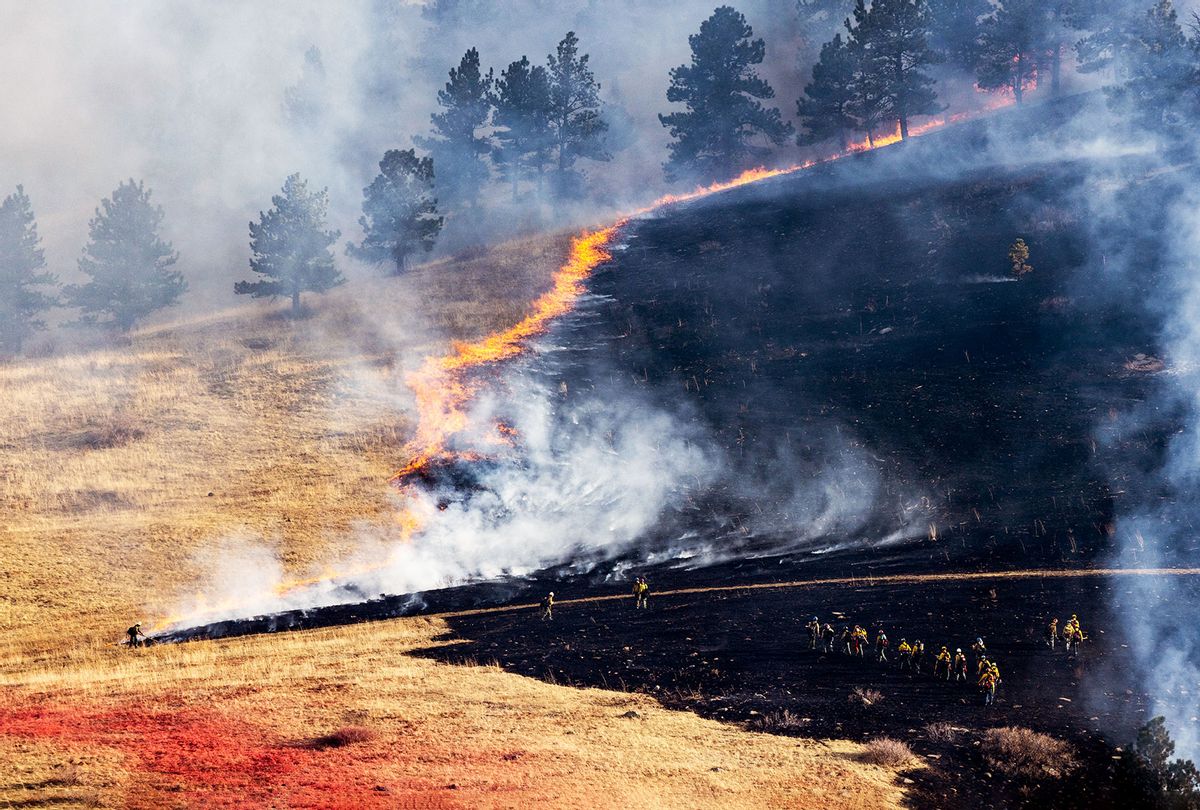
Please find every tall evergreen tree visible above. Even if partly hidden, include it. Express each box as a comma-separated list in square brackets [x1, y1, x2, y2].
[849, 0, 942, 140]
[414, 48, 494, 212]
[1104, 0, 1199, 131]
[491, 56, 554, 202]
[349, 149, 443, 275]
[926, 0, 991, 71]
[235, 174, 342, 315]
[546, 31, 610, 199]
[283, 45, 327, 129]
[975, 0, 1045, 104]
[1074, 0, 1144, 78]
[659, 6, 793, 183]
[796, 33, 860, 148]
[64, 180, 184, 332]
[0, 186, 56, 354]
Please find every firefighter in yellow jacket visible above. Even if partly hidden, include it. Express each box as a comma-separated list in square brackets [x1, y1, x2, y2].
[632, 577, 649, 610]
[980, 661, 1001, 706]
[934, 646, 952, 681]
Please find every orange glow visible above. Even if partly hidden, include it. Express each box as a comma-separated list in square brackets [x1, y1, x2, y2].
[152, 100, 1016, 633]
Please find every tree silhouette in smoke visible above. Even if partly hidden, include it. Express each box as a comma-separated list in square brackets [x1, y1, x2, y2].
[491, 55, 554, 202]
[797, 33, 860, 149]
[0, 186, 56, 354]
[415, 48, 494, 218]
[236, 174, 342, 315]
[349, 149, 443, 275]
[545, 31, 610, 199]
[659, 6, 792, 184]
[847, 0, 942, 140]
[65, 180, 184, 332]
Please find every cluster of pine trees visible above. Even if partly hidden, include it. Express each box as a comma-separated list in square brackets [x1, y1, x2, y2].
[0, 181, 185, 352]
[794, 0, 1200, 149]
[5, 2, 1200, 354]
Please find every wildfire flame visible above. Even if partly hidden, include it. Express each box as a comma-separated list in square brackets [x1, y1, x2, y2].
[151, 96, 1020, 634]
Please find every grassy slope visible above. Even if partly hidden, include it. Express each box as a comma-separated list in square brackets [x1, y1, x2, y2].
[0, 234, 567, 657]
[0, 232, 912, 808]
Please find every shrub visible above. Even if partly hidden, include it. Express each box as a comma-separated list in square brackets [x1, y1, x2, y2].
[309, 725, 378, 749]
[925, 721, 959, 743]
[751, 709, 809, 733]
[981, 726, 1076, 781]
[849, 686, 883, 708]
[862, 737, 914, 767]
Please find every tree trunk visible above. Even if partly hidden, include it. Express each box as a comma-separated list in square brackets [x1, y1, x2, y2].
[1051, 43, 1062, 96]
[511, 161, 519, 203]
[291, 287, 301, 315]
[867, 129, 875, 149]
[1014, 52, 1025, 105]
[899, 114, 909, 141]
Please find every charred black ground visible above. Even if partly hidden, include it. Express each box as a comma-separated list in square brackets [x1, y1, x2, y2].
[164, 100, 1197, 808]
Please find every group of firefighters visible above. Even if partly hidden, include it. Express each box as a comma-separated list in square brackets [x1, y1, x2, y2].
[126, 577, 1087, 709]
[799, 611, 1087, 705]
[803, 617, 1007, 705]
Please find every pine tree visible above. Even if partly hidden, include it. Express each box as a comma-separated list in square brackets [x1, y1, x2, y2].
[659, 6, 793, 183]
[1105, 0, 1199, 132]
[926, 0, 990, 71]
[235, 174, 342, 315]
[283, 46, 327, 129]
[975, 0, 1044, 104]
[64, 180, 184, 332]
[349, 149, 443, 275]
[0, 186, 56, 354]
[491, 56, 553, 202]
[414, 48, 494, 212]
[849, 0, 942, 140]
[546, 31, 610, 199]
[796, 33, 860, 148]
[1074, 0, 1144, 78]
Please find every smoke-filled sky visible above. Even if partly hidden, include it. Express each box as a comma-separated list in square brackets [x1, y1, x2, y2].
[0, 0, 810, 307]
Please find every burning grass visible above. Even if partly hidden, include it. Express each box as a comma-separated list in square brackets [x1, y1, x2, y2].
[0, 232, 572, 658]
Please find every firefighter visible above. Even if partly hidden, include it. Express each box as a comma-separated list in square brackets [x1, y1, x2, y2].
[822, 622, 836, 654]
[897, 639, 913, 671]
[540, 591, 555, 621]
[979, 661, 1000, 706]
[632, 577, 649, 610]
[1047, 617, 1059, 649]
[839, 626, 853, 655]
[126, 622, 145, 648]
[934, 645, 952, 680]
[971, 637, 987, 668]
[976, 654, 990, 677]
[806, 617, 821, 650]
[953, 648, 969, 682]
[912, 640, 926, 674]
[853, 626, 868, 659]
[875, 629, 889, 663]
[1065, 617, 1086, 654]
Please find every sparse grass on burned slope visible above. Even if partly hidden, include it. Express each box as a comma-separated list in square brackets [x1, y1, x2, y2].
[0, 233, 569, 660]
[0, 615, 914, 809]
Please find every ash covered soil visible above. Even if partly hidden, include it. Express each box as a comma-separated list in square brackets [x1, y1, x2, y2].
[577, 120, 1184, 572]
[173, 102, 1199, 807]
[416, 572, 1193, 809]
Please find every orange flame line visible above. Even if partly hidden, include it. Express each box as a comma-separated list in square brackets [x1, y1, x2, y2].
[151, 100, 1018, 633]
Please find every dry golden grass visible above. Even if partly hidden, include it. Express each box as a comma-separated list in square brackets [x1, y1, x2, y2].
[0, 234, 569, 658]
[1, 615, 913, 809]
[0, 231, 915, 808]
